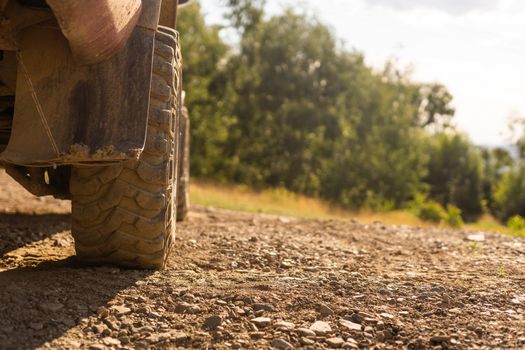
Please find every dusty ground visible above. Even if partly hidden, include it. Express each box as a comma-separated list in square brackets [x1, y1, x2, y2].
[0, 170, 524, 350]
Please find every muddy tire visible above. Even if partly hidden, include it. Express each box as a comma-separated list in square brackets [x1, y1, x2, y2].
[69, 28, 182, 269]
[176, 104, 189, 221]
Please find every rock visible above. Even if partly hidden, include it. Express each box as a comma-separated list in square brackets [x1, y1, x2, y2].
[319, 304, 334, 317]
[203, 315, 223, 330]
[102, 337, 121, 346]
[274, 321, 295, 330]
[301, 337, 315, 345]
[309, 321, 332, 335]
[88, 345, 105, 350]
[297, 328, 316, 337]
[271, 338, 293, 349]
[39, 302, 64, 312]
[326, 337, 345, 348]
[467, 233, 485, 242]
[249, 332, 265, 340]
[96, 306, 110, 318]
[111, 305, 131, 316]
[380, 312, 394, 319]
[339, 319, 361, 331]
[430, 335, 450, 344]
[253, 303, 274, 312]
[92, 325, 105, 334]
[28, 322, 44, 331]
[251, 317, 272, 328]
[175, 302, 201, 314]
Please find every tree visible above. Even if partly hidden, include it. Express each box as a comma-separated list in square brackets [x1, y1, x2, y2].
[424, 133, 483, 219]
[178, 3, 232, 179]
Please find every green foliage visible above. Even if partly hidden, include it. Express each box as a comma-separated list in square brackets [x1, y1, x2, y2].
[494, 164, 525, 222]
[445, 205, 464, 228]
[178, 2, 491, 222]
[410, 194, 446, 223]
[424, 133, 483, 219]
[507, 215, 525, 230]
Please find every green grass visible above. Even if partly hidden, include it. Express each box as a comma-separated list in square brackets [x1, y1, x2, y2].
[190, 180, 513, 234]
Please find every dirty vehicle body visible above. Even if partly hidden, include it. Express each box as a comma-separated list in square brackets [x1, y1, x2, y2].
[0, 0, 190, 268]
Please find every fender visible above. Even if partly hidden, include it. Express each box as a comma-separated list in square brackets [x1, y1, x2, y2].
[0, 0, 163, 166]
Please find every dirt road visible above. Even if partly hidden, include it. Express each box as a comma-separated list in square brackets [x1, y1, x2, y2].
[0, 170, 524, 349]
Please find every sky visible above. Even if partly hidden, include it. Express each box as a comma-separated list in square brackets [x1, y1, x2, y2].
[197, 0, 525, 145]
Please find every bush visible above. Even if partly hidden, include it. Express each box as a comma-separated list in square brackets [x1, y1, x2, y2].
[445, 205, 464, 228]
[494, 164, 525, 221]
[507, 215, 525, 231]
[410, 194, 446, 223]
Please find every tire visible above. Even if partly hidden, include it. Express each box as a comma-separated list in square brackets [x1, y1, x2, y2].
[69, 28, 182, 269]
[176, 104, 190, 222]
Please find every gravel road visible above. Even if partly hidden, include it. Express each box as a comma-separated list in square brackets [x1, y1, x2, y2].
[0, 170, 524, 349]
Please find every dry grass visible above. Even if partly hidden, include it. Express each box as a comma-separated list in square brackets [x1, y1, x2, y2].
[190, 180, 510, 233]
[190, 180, 429, 226]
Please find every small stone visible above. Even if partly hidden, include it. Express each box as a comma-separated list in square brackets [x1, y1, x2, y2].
[301, 337, 315, 345]
[430, 335, 451, 344]
[29, 322, 44, 331]
[249, 332, 265, 340]
[175, 302, 201, 314]
[339, 319, 361, 331]
[297, 327, 316, 337]
[203, 315, 223, 330]
[39, 302, 64, 313]
[96, 306, 110, 318]
[271, 338, 293, 349]
[380, 312, 394, 319]
[88, 345, 105, 350]
[251, 317, 272, 328]
[111, 305, 131, 316]
[309, 321, 332, 335]
[326, 337, 345, 348]
[274, 321, 295, 330]
[92, 325, 105, 334]
[467, 233, 485, 242]
[253, 303, 274, 312]
[320, 304, 334, 317]
[102, 337, 121, 346]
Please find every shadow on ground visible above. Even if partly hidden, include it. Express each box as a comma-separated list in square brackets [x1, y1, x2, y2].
[0, 213, 70, 256]
[0, 258, 152, 349]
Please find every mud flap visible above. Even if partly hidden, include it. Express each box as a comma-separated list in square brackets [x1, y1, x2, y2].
[0, 1, 162, 166]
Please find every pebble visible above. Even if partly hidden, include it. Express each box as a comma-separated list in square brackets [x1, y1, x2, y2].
[274, 321, 295, 330]
[339, 319, 361, 331]
[102, 337, 121, 346]
[380, 312, 394, 319]
[203, 315, 223, 330]
[175, 302, 201, 314]
[467, 233, 485, 242]
[96, 306, 110, 318]
[301, 337, 315, 345]
[39, 302, 64, 313]
[297, 328, 316, 337]
[320, 304, 334, 317]
[111, 305, 131, 316]
[253, 303, 274, 312]
[271, 338, 293, 349]
[251, 317, 272, 328]
[88, 345, 105, 350]
[326, 337, 345, 348]
[309, 321, 332, 335]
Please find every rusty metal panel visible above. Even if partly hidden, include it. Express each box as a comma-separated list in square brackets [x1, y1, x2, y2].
[46, 0, 142, 64]
[1, 22, 155, 166]
[159, 0, 178, 29]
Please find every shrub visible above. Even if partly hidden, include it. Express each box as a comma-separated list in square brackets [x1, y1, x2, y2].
[445, 205, 464, 228]
[507, 215, 525, 231]
[410, 194, 446, 223]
